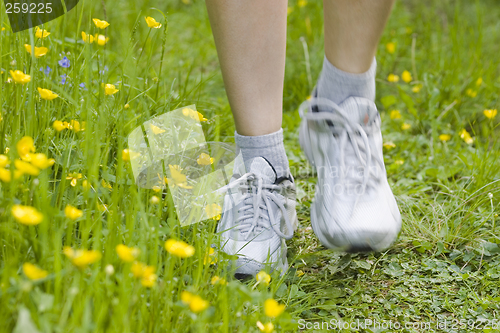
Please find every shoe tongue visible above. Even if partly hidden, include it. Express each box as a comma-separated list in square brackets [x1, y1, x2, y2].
[245, 157, 277, 184]
[338, 97, 378, 126]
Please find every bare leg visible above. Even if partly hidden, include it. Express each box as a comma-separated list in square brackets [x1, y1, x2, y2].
[205, 0, 288, 136]
[324, 0, 395, 74]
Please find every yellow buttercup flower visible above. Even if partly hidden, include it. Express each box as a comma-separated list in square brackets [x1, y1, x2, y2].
[205, 203, 221, 221]
[197, 152, 214, 165]
[12, 205, 43, 225]
[15, 160, 40, 176]
[37, 87, 58, 100]
[28, 153, 55, 169]
[9, 70, 31, 84]
[53, 120, 67, 131]
[165, 239, 195, 258]
[69, 120, 84, 132]
[124, 103, 130, 109]
[167, 164, 193, 189]
[181, 291, 209, 313]
[256, 321, 275, 333]
[22, 263, 48, 280]
[81, 31, 94, 43]
[402, 70, 412, 83]
[401, 123, 411, 130]
[390, 110, 401, 120]
[386, 42, 396, 54]
[0, 155, 9, 168]
[256, 271, 271, 286]
[24, 44, 49, 58]
[116, 244, 140, 262]
[210, 276, 227, 285]
[466, 89, 477, 98]
[94, 34, 109, 46]
[394, 159, 404, 165]
[439, 134, 451, 142]
[66, 173, 82, 186]
[35, 26, 50, 39]
[63, 246, 101, 268]
[101, 179, 112, 190]
[0, 168, 12, 182]
[150, 195, 160, 204]
[182, 108, 208, 122]
[131, 262, 157, 287]
[383, 142, 396, 149]
[483, 109, 497, 119]
[476, 77, 483, 86]
[104, 84, 119, 95]
[264, 299, 285, 318]
[387, 74, 399, 83]
[412, 84, 423, 93]
[17, 136, 35, 160]
[459, 129, 473, 144]
[122, 149, 130, 162]
[65, 205, 83, 220]
[92, 18, 110, 29]
[298, 0, 307, 7]
[145, 16, 162, 29]
[204, 247, 217, 265]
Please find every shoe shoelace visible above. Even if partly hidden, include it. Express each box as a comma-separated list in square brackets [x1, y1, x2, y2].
[216, 173, 294, 241]
[299, 97, 385, 206]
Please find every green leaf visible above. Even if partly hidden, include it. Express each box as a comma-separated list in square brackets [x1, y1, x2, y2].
[380, 95, 398, 108]
[13, 306, 40, 333]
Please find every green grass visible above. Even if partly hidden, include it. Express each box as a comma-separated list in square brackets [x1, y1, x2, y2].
[1, 0, 500, 332]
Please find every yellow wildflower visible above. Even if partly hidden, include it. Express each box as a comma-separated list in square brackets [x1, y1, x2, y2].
[394, 159, 405, 165]
[0, 155, 9, 168]
[92, 18, 110, 29]
[204, 247, 217, 265]
[181, 291, 209, 313]
[483, 109, 497, 119]
[466, 89, 477, 98]
[167, 164, 193, 189]
[205, 203, 222, 221]
[9, 70, 31, 84]
[69, 120, 84, 132]
[28, 153, 55, 169]
[104, 84, 119, 95]
[37, 87, 58, 100]
[66, 173, 82, 186]
[12, 205, 43, 225]
[459, 129, 473, 144]
[101, 179, 112, 190]
[17, 136, 35, 160]
[210, 276, 227, 285]
[298, 0, 307, 7]
[439, 134, 451, 142]
[287, 7, 294, 15]
[22, 263, 48, 280]
[116, 244, 140, 263]
[94, 34, 109, 46]
[256, 321, 275, 333]
[264, 298, 285, 318]
[131, 262, 157, 287]
[122, 149, 130, 162]
[15, 160, 40, 176]
[390, 110, 401, 120]
[296, 270, 305, 277]
[24, 44, 49, 58]
[165, 239, 195, 258]
[383, 142, 396, 149]
[53, 120, 67, 131]
[35, 26, 50, 39]
[150, 195, 160, 204]
[197, 152, 214, 165]
[65, 205, 83, 220]
[182, 108, 208, 122]
[81, 31, 94, 43]
[412, 84, 423, 93]
[401, 123, 411, 130]
[476, 77, 483, 86]
[387, 74, 399, 83]
[401, 70, 412, 83]
[0, 168, 11, 182]
[145, 16, 162, 29]
[256, 271, 271, 286]
[124, 103, 130, 109]
[63, 246, 101, 268]
[149, 124, 165, 134]
[386, 42, 396, 54]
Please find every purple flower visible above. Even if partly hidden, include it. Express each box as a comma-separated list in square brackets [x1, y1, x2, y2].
[39, 66, 51, 76]
[61, 74, 67, 84]
[58, 56, 70, 68]
[99, 66, 109, 75]
[79, 82, 87, 90]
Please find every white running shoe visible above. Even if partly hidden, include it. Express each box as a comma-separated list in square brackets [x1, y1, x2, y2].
[299, 95, 401, 252]
[217, 157, 298, 277]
